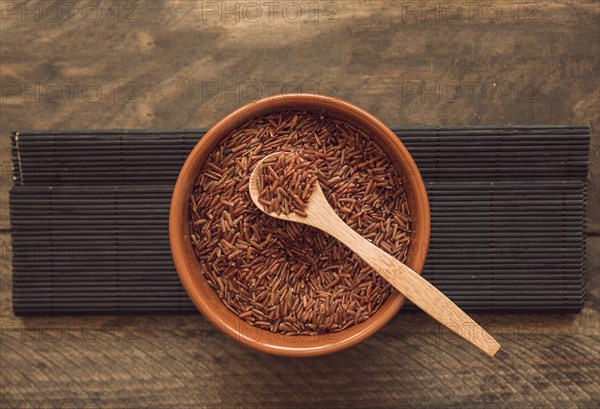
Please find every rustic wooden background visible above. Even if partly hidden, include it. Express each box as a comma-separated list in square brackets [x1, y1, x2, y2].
[1, 1, 598, 407]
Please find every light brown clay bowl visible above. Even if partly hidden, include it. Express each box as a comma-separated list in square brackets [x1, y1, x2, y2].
[170, 93, 430, 357]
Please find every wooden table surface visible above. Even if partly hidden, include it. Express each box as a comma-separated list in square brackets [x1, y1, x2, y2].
[1, 1, 598, 407]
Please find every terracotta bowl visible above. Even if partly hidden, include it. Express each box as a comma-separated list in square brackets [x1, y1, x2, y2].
[170, 94, 430, 357]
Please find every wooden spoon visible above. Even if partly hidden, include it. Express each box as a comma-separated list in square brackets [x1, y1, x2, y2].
[249, 154, 501, 357]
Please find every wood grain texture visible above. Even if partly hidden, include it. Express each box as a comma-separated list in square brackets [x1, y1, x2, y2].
[1, 0, 599, 407]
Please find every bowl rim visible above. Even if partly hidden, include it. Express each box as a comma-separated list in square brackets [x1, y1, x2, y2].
[169, 93, 430, 357]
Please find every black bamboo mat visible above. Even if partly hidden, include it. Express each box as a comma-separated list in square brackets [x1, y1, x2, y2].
[9, 126, 590, 315]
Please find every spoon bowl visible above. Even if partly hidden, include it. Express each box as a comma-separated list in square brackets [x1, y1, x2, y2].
[248, 152, 328, 226]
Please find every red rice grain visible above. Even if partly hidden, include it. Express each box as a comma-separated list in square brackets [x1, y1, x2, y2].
[189, 110, 411, 335]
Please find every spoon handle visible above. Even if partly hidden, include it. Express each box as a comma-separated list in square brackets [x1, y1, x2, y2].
[311, 206, 501, 357]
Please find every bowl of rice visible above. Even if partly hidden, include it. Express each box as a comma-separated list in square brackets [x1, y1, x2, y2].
[170, 94, 430, 357]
